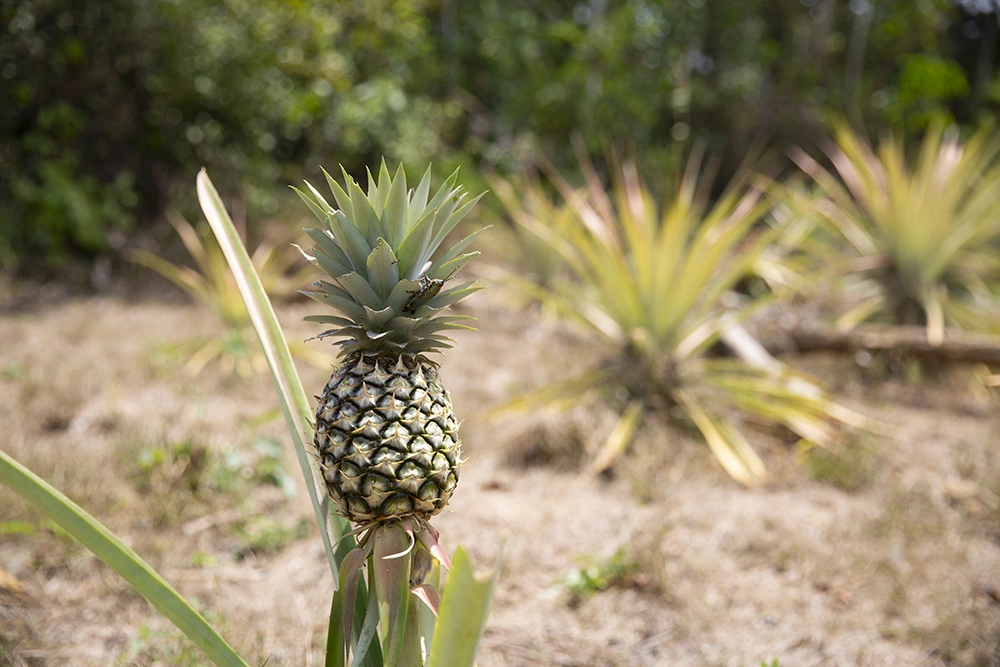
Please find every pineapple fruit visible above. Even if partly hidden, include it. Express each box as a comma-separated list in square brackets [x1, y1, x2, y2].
[295, 162, 485, 526]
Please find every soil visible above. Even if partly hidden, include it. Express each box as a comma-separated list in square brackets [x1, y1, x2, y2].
[1, 289, 999, 666]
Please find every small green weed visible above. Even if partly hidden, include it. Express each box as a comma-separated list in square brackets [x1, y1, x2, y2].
[0, 363, 25, 381]
[120, 434, 294, 527]
[0, 520, 35, 535]
[232, 517, 309, 560]
[133, 438, 212, 494]
[799, 436, 877, 492]
[117, 622, 218, 667]
[127, 436, 292, 499]
[191, 551, 217, 568]
[246, 437, 296, 498]
[557, 549, 642, 603]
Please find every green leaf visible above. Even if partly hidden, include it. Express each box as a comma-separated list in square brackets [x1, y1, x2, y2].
[396, 207, 438, 280]
[347, 175, 386, 250]
[0, 450, 248, 667]
[324, 168, 354, 217]
[383, 164, 409, 248]
[352, 567, 383, 667]
[427, 194, 485, 256]
[305, 180, 337, 214]
[125, 248, 211, 305]
[424, 169, 461, 221]
[428, 251, 480, 282]
[408, 166, 433, 226]
[304, 314, 356, 328]
[427, 546, 502, 667]
[413, 566, 441, 644]
[375, 160, 393, 215]
[425, 282, 484, 310]
[367, 239, 400, 301]
[334, 546, 369, 667]
[303, 286, 367, 322]
[484, 369, 611, 420]
[674, 388, 766, 486]
[304, 227, 350, 264]
[425, 196, 464, 256]
[326, 578, 347, 667]
[329, 211, 373, 277]
[312, 252, 355, 283]
[425, 226, 490, 279]
[398, 590, 425, 667]
[373, 525, 413, 667]
[336, 272, 384, 310]
[587, 399, 646, 475]
[293, 186, 331, 223]
[197, 170, 342, 579]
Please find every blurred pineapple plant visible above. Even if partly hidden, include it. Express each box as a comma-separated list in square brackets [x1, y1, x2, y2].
[127, 213, 327, 378]
[792, 122, 1000, 343]
[479, 172, 578, 306]
[492, 151, 871, 484]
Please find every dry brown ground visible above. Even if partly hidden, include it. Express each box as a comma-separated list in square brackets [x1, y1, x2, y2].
[1, 291, 999, 666]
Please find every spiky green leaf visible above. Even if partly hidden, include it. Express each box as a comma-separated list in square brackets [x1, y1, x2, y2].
[325, 211, 371, 276]
[293, 186, 332, 224]
[335, 271, 384, 310]
[367, 239, 400, 300]
[426, 546, 501, 667]
[383, 164, 409, 248]
[409, 166, 433, 226]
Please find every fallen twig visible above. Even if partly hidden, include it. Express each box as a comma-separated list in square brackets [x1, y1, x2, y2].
[764, 324, 1000, 365]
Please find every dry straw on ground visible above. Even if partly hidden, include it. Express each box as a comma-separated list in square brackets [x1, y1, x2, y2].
[1, 291, 999, 666]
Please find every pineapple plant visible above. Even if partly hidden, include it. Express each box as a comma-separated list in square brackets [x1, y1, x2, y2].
[792, 122, 1000, 342]
[294, 162, 486, 527]
[0, 170, 500, 667]
[489, 151, 879, 484]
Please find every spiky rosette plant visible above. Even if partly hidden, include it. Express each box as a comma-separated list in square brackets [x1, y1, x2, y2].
[489, 150, 879, 485]
[0, 170, 499, 667]
[295, 162, 485, 527]
[292, 162, 496, 665]
[196, 169, 497, 667]
[792, 122, 1000, 342]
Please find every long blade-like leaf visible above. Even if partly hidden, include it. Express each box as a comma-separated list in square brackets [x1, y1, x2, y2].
[373, 525, 413, 667]
[398, 589, 425, 667]
[196, 170, 343, 580]
[326, 579, 347, 667]
[426, 546, 501, 667]
[352, 564, 384, 667]
[674, 389, 766, 486]
[587, 399, 646, 475]
[0, 450, 248, 667]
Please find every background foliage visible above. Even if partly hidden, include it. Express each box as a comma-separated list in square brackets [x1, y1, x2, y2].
[3, 0, 999, 272]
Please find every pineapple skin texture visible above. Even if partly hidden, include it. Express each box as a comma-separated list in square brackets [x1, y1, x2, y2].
[314, 353, 460, 525]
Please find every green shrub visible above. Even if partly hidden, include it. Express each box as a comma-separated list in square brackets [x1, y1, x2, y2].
[2, 0, 993, 273]
[0, 0, 457, 271]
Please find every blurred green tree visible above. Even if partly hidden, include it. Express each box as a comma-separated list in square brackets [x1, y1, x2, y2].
[1, 0, 995, 274]
[0, 0, 456, 272]
[445, 0, 978, 172]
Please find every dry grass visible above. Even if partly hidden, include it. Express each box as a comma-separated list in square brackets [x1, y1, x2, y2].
[1, 290, 999, 666]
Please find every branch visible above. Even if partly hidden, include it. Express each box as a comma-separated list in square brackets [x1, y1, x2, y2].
[767, 324, 1000, 364]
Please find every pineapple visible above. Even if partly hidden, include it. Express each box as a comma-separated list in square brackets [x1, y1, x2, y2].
[295, 162, 485, 526]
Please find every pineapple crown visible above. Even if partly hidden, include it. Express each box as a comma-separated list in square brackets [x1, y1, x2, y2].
[295, 160, 486, 358]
